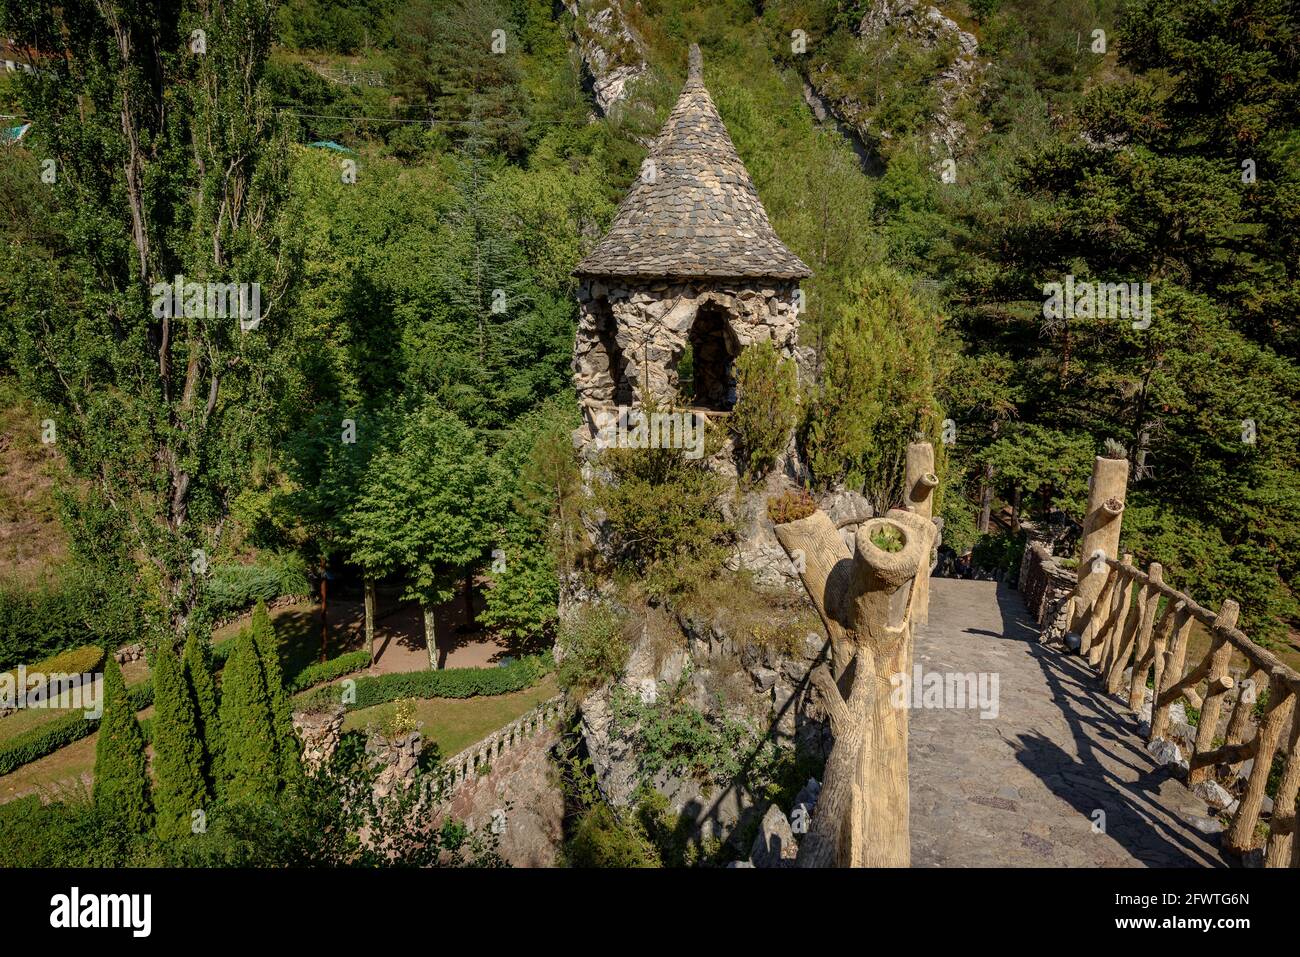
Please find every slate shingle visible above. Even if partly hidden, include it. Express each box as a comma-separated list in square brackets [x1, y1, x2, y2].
[575, 45, 812, 281]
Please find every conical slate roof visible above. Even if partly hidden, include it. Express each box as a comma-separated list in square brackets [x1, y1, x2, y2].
[575, 45, 811, 281]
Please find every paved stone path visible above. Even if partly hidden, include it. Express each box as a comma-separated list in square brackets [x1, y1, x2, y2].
[909, 578, 1229, 867]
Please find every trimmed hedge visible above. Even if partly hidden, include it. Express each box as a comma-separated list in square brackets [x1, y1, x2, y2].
[0, 637, 328, 777]
[2, 644, 106, 686]
[295, 653, 554, 714]
[287, 650, 370, 694]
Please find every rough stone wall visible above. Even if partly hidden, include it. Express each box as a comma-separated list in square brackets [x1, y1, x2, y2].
[1019, 540, 1077, 643]
[573, 277, 802, 443]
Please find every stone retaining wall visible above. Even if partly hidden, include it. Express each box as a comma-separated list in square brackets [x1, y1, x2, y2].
[442, 695, 565, 795]
[1018, 541, 1077, 642]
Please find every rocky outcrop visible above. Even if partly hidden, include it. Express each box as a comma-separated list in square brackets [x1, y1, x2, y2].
[292, 704, 346, 774]
[804, 0, 984, 162]
[565, 0, 649, 117]
[366, 730, 423, 800]
[859, 0, 982, 157]
[576, 588, 832, 850]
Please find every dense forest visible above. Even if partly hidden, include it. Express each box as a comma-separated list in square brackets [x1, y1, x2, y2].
[0, 0, 1295, 703]
[0, 0, 1296, 873]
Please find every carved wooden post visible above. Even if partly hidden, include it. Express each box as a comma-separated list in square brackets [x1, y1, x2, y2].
[1150, 602, 1193, 742]
[1265, 714, 1300, 866]
[1188, 600, 1240, 787]
[1123, 563, 1162, 710]
[773, 505, 932, 867]
[1224, 680, 1295, 854]
[904, 440, 939, 626]
[1074, 454, 1128, 634]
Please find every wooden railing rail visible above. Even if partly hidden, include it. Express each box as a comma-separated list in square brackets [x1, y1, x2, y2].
[1077, 554, 1299, 867]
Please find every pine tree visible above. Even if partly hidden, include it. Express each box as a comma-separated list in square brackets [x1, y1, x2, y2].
[92, 655, 151, 833]
[150, 643, 208, 839]
[250, 602, 300, 785]
[217, 626, 278, 803]
[182, 631, 222, 792]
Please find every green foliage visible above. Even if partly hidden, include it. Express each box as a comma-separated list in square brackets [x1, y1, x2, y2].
[295, 653, 552, 714]
[251, 602, 300, 787]
[593, 414, 733, 599]
[480, 397, 583, 648]
[346, 400, 497, 609]
[565, 801, 661, 868]
[217, 627, 280, 804]
[0, 0, 295, 647]
[203, 555, 311, 622]
[149, 644, 209, 840]
[0, 643, 104, 685]
[92, 656, 151, 834]
[801, 266, 945, 506]
[555, 605, 631, 699]
[611, 685, 792, 797]
[0, 572, 136, 673]
[182, 632, 223, 793]
[287, 649, 371, 694]
[730, 341, 799, 480]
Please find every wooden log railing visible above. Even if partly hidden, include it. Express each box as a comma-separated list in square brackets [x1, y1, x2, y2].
[1076, 555, 1300, 867]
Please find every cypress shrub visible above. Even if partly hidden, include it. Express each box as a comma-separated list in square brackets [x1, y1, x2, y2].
[182, 631, 222, 791]
[149, 644, 208, 839]
[250, 602, 300, 784]
[92, 656, 151, 833]
[730, 340, 799, 481]
[217, 627, 278, 803]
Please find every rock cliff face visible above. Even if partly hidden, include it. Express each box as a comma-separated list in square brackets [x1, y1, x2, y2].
[565, 0, 649, 117]
[808, 0, 983, 160]
[576, 594, 830, 848]
[573, 484, 870, 851]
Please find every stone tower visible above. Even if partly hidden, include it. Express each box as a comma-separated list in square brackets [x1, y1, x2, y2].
[572, 44, 811, 443]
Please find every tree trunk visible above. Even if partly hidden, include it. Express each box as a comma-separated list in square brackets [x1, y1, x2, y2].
[1010, 486, 1022, 533]
[364, 579, 376, 663]
[463, 569, 475, 628]
[978, 465, 994, 533]
[422, 605, 438, 670]
[773, 506, 934, 867]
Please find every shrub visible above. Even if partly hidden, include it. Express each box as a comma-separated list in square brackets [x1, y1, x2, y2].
[565, 802, 660, 868]
[730, 341, 799, 480]
[594, 412, 734, 598]
[287, 649, 370, 694]
[766, 488, 816, 525]
[1, 644, 105, 687]
[92, 656, 151, 834]
[217, 626, 279, 803]
[150, 643, 208, 839]
[556, 605, 630, 698]
[294, 653, 553, 714]
[182, 632, 223, 791]
[202, 552, 311, 621]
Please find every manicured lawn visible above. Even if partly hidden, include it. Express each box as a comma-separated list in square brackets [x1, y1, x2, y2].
[0, 657, 149, 746]
[0, 704, 154, 804]
[343, 674, 559, 758]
